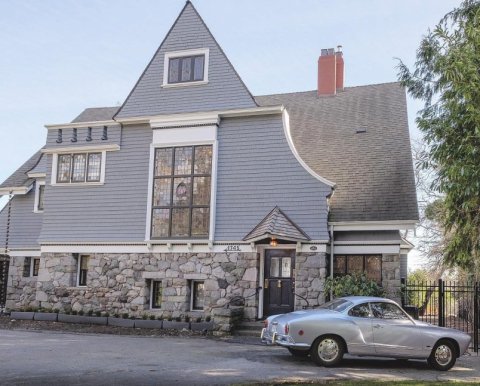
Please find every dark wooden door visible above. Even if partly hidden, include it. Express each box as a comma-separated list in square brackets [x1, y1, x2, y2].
[263, 249, 295, 316]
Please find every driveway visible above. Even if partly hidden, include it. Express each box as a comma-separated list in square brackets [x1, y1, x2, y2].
[0, 330, 479, 385]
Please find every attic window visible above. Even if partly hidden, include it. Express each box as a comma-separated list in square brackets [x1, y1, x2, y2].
[163, 49, 209, 88]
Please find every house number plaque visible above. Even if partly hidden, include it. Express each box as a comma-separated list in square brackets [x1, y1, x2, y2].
[224, 245, 241, 252]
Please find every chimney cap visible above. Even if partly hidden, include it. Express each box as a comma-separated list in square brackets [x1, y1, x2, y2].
[321, 48, 335, 56]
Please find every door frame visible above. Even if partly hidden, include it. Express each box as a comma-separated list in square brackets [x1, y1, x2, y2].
[257, 244, 297, 319]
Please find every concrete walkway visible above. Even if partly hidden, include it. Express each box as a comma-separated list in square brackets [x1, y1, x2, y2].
[0, 330, 479, 385]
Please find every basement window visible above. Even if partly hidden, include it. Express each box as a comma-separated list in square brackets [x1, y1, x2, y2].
[190, 280, 205, 311]
[150, 280, 163, 309]
[77, 255, 89, 287]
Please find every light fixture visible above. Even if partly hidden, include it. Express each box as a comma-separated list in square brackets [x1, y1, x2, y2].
[270, 237, 278, 247]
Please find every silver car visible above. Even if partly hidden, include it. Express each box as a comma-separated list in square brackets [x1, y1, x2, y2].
[261, 296, 471, 371]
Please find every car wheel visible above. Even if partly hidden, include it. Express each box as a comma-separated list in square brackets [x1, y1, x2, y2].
[287, 347, 310, 357]
[428, 340, 457, 371]
[311, 335, 345, 367]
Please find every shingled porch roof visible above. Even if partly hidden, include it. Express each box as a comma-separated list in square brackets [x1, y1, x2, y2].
[243, 206, 310, 243]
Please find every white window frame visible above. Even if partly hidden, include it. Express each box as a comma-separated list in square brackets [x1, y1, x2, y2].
[162, 48, 209, 88]
[150, 280, 163, 310]
[33, 180, 45, 213]
[76, 255, 89, 287]
[190, 280, 205, 311]
[51, 151, 106, 186]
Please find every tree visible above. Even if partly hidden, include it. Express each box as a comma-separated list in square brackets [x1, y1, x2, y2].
[397, 0, 480, 275]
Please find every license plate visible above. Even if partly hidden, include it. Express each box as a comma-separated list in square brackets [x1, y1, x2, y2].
[271, 325, 277, 333]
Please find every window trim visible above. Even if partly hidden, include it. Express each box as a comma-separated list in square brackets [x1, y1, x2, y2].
[33, 180, 46, 213]
[150, 280, 163, 310]
[23, 257, 40, 277]
[51, 151, 106, 186]
[190, 280, 205, 311]
[162, 48, 209, 88]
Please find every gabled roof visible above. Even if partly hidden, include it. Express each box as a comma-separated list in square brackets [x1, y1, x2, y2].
[243, 206, 310, 242]
[256, 83, 419, 223]
[0, 150, 43, 195]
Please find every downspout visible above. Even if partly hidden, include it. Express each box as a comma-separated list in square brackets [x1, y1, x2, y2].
[329, 224, 334, 299]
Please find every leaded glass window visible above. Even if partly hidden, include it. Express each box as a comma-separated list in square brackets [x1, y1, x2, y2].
[333, 255, 382, 284]
[151, 145, 212, 238]
[56, 152, 102, 183]
[168, 55, 205, 84]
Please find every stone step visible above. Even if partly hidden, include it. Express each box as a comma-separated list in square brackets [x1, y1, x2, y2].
[233, 329, 263, 338]
[235, 321, 265, 331]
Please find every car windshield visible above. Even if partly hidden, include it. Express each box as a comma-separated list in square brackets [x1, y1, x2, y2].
[319, 299, 353, 313]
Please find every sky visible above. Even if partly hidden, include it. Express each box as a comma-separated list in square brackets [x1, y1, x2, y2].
[0, 0, 462, 267]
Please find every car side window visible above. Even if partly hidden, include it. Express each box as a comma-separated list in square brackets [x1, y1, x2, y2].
[348, 303, 372, 318]
[370, 302, 409, 320]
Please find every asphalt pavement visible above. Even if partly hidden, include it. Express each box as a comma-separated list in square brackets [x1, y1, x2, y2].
[0, 330, 479, 385]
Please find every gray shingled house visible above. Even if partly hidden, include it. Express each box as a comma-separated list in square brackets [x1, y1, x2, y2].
[0, 2, 417, 321]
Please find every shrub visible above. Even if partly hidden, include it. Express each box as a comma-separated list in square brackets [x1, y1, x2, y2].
[53, 308, 60, 314]
[114, 313, 120, 318]
[130, 315, 135, 320]
[104, 312, 110, 318]
[142, 314, 148, 320]
[157, 316, 163, 321]
[175, 316, 182, 322]
[196, 317, 202, 323]
[122, 313, 129, 319]
[71, 310, 78, 315]
[149, 315, 156, 320]
[205, 315, 211, 322]
[324, 273, 385, 299]
[87, 310, 93, 316]
[78, 310, 84, 316]
[184, 316, 190, 323]
[95, 311, 101, 317]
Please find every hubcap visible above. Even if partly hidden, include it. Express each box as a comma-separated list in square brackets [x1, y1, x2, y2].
[434, 344, 452, 366]
[318, 338, 339, 362]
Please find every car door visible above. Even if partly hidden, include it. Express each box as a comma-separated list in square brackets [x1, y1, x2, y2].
[370, 301, 421, 357]
[346, 302, 375, 355]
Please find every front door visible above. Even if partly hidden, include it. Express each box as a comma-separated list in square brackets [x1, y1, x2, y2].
[263, 249, 295, 316]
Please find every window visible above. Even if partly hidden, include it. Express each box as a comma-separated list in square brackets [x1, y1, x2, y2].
[163, 49, 209, 87]
[168, 55, 205, 84]
[150, 281, 162, 309]
[23, 257, 31, 278]
[77, 255, 89, 286]
[370, 302, 409, 320]
[191, 280, 205, 311]
[32, 258, 40, 277]
[348, 303, 372, 318]
[151, 145, 212, 238]
[334, 254, 382, 284]
[37, 184, 45, 211]
[56, 152, 102, 183]
[23, 257, 40, 277]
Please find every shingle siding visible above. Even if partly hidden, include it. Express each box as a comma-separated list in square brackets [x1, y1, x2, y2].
[39, 125, 152, 242]
[215, 115, 331, 241]
[115, 3, 256, 118]
[0, 188, 42, 249]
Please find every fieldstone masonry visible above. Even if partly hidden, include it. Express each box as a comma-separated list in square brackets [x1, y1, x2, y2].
[382, 254, 402, 302]
[6, 256, 37, 310]
[294, 252, 327, 309]
[23, 252, 260, 320]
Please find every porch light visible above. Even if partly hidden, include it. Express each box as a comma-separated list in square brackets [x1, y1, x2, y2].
[270, 237, 278, 247]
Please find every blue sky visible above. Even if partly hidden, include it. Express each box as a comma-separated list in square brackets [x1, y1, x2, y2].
[0, 0, 460, 217]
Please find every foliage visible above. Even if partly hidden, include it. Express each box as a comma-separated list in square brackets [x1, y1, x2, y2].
[397, 0, 480, 273]
[324, 273, 385, 298]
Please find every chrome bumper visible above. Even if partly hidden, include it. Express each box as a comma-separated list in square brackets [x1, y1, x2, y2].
[261, 328, 309, 349]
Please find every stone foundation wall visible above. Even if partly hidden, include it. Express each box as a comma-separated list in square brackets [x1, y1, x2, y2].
[295, 252, 327, 309]
[382, 254, 402, 302]
[6, 256, 38, 310]
[33, 252, 260, 320]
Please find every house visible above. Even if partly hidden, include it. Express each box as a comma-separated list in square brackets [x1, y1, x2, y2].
[0, 1, 418, 321]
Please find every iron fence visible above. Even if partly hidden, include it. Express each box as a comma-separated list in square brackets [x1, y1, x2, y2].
[401, 278, 479, 352]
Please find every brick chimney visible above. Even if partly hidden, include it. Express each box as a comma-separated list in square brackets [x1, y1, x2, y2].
[318, 46, 344, 96]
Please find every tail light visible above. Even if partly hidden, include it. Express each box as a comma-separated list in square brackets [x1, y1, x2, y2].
[285, 323, 289, 334]
[264, 319, 269, 329]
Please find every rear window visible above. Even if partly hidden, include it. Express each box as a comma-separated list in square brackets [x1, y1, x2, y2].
[319, 299, 353, 313]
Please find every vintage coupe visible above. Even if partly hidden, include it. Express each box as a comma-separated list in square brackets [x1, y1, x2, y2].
[261, 296, 471, 371]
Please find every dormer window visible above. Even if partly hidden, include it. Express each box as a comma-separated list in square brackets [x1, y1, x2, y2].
[163, 49, 209, 87]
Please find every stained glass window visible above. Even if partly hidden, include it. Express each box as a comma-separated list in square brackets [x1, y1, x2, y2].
[334, 255, 382, 284]
[56, 152, 102, 183]
[151, 145, 212, 238]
